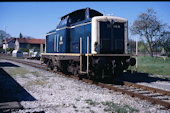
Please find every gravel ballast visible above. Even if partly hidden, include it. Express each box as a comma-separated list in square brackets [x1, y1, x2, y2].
[0, 59, 169, 113]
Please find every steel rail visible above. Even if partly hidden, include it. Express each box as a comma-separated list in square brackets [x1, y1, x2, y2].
[122, 81, 170, 96]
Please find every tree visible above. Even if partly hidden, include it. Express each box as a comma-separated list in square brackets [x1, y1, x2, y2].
[156, 31, 170, 56]
[138, 40, 147, 53]
[0, 30, 11, 44]
[128, 39, 136, 54]
[129, 39, 147, 54]
[0, 34, 3, 44]
[19, 33, 23, 38]
[130, 8, 167, 57]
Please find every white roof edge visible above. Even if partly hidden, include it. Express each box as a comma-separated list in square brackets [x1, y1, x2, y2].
[92, 16, 128, 22]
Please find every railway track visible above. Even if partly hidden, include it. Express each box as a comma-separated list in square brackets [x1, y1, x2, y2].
[1, 57, 170, 109]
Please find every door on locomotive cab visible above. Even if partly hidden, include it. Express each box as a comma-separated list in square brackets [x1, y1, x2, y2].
[53, 34, 64, 53]
[84, 23, 91, 54]
[47, 34, 55, 53]
[53, 34, 59, 53]
[55, 29, 68, 53]
[99, 21, 124, 54]
[70, 26, 84, 53]
[81, 24, 90, 54]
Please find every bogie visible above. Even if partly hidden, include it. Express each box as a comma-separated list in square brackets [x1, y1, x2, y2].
[41, 55, 130, 81]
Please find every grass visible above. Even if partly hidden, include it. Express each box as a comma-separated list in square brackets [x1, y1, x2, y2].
[30, 71, 40, 77]
[6, 67, 40, 78]
[7, 67, 30, 78]
[102, 101, 139, 113]
[85, 99, 138, 113]
[130, 56, 170, 76]
[85, 99, 99, 106]
[27, 79, 46, 86]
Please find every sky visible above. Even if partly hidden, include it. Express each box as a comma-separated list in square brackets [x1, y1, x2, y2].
[0, 2, 170, 39]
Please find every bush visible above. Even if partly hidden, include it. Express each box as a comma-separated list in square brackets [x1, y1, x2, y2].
[6, 48, 15, 53]
[19, 48, 29, 52]
[0, 48, 5, 53]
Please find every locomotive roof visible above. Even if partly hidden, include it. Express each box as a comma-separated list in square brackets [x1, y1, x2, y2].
[61, 8, 103, 19]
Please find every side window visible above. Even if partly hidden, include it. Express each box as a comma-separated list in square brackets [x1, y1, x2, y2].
[63, 17, 67, 24]
[59, 16, 68, 26]
[68, 18, 71, 23]
[59, 20, 63, 26]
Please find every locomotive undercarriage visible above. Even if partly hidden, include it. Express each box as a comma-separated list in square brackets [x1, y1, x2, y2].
[41, 55, 135, 81]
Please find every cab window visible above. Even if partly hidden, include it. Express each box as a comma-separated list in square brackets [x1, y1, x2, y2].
[68, 12, 85, 24]
[59, 16, 68, 26]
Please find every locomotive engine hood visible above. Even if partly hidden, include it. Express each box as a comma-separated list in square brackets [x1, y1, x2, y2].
[91, 16, 128, 54]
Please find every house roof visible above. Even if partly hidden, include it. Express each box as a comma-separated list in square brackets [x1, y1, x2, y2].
[4, 38, 16, 43]
[16, 38, 45, 44]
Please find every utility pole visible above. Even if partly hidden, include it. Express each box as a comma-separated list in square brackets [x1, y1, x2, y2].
[3, 25, 8, 54]
[136, 37, 138, 70]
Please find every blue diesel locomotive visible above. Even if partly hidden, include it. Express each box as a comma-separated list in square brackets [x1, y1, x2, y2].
[41, 8, 136, 80]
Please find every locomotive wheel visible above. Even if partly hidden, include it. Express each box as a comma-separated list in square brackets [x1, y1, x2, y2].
[47, 60, 54, 71]
[88, 71, 95, 80]
[71, 62, 79, 76]
[73, 65, 79, 76]
[94, 67, 103, 82]
[53, 66, 58, 72]
[60, 61, 68, 73]
[114, 61, 123, 78]
[46, 61, 50, 70]
[114, 67, 123, 78]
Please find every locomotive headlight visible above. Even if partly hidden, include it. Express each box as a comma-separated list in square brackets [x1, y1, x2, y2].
[109, 19, 115, 25]
[94, 42, 99, 52]
[127, 43, 130, 53]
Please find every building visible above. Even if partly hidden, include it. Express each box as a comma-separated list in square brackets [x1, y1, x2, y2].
[15, 38, 45, 53]
[2, 38, 45, 53]
[3, 38, 16, 50]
